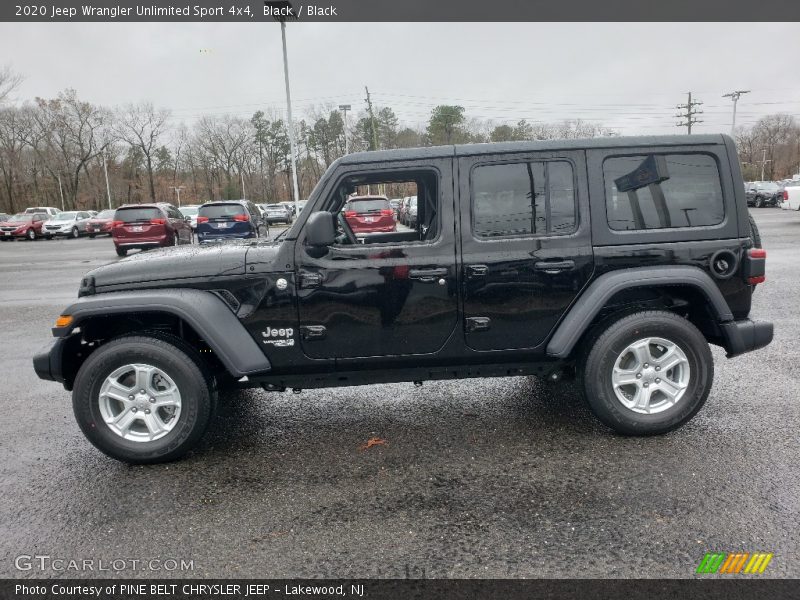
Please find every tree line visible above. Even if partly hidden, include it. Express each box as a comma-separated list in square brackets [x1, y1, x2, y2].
[1, 70, 798, 214]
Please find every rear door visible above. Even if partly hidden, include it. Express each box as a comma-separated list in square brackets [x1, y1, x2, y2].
[458, 150, 594, 352]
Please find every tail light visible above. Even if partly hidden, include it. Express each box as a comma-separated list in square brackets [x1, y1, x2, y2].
[344, 211, 357, 218]
[783, 190, 789, 201]
[196, 216, 209, 224]
[233, 213, 249, 222]
[111, 220, 123, 227]
[150, 218, 166, 225]
[380, 209, 394, 216]
[746, 248, 767, 285]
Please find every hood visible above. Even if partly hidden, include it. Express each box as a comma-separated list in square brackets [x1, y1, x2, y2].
[85, 240, 285, 292]
[0, 219, 32, 227]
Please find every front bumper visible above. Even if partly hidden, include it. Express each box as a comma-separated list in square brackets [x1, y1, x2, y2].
[720, 319, 774, 358]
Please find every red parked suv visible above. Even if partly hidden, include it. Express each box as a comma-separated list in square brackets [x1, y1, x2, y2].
[0, 212, 47, 241]
[86, 209, 116, 237]
[112, 203, 192, 257]
[342, 195, 396, 234]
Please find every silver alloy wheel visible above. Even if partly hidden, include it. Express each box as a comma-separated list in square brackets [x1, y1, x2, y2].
[27, 228, 35, 240]
[98, 363, 182, 442]
[611, 337, 691, 414]
[71, 227, 79, 238]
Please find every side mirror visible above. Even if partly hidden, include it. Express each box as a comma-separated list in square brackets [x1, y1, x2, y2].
[305, 211, 335, 254]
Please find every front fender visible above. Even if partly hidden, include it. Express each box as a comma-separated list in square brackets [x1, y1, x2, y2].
[51, 289, 271, 377]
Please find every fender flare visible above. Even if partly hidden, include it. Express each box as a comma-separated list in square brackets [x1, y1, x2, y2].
[546, 266, 734, 358]
[53, 289, 271, 377]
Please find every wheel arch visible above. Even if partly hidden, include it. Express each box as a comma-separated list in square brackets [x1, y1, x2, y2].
[546, 266, 734, 359]
[52, 289, 271, 381]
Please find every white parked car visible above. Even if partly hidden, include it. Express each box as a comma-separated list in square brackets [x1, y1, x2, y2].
[779, 181, 800, 210]
[25, 206, 61, 217]
[42, 211, 92, 239]
[178, 205, 200, 230]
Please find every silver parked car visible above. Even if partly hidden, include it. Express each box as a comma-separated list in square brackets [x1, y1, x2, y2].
[42, 211, 92, 239]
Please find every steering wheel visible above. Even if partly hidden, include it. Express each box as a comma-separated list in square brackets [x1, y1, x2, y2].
[337, 212, 357, 245]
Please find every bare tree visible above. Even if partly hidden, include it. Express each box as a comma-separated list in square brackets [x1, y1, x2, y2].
[115, 102, 170, 201]
[0, 65, 23, 105]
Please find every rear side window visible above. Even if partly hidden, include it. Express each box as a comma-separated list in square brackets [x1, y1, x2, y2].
[604, 153, 724, 230]
[114, 207, 161, 222]
[471, 160, 576, 238]
[199, 204, 246, 219]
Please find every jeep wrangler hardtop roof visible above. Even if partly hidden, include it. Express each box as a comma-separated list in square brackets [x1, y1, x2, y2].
[334, 134, 730, 165]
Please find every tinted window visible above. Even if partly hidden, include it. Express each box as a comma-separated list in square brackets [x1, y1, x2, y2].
[199, 203, 246, 219]
[115, 207, 162, 222]
[345, 198, 390, 213]
[96, 210, 115, 219]
[472, 160, 576, 238]
[604, 154, 724, 230]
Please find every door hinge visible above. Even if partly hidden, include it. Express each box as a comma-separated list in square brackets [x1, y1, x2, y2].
[299, 271, 323, 288]
[465, 317, 491, 332]
[300, 325, 327, 340]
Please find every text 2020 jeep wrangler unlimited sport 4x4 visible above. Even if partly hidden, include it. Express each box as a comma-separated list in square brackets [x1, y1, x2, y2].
[33, 135, 772, 463]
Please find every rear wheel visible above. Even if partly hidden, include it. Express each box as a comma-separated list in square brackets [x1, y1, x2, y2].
[748, 212, 762, 249]
[115, 247, 127, 257]
[89, 233, 96, 239]
[72, 335, 215, 463]
[580, 310, 713, 436]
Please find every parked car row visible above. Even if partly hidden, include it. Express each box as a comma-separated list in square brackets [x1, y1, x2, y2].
[745, 180, 800, 208]
[398, 195, 418, 227]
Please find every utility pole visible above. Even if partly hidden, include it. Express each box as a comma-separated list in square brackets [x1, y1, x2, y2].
[675, 92, 703, 134]
[240, 171, 246, 200]
[338, 104, 351, 154]
[759, 148, 772, 181]
[102, 153, 112, 209]
[722, 90, 750, 136]
[172, 185, 185, 207]
[364, 86, 379, 151]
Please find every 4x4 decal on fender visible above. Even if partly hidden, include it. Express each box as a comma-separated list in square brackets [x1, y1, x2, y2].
[261, 327, 295, 347]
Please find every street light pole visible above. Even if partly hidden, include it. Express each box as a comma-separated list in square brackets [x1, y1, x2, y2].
[722, 90, 750, 137]
[338, 104, 351, 154]
[102, 153, 112, 210]
[280, 19, 300, 213]
[241, 171, 246, 200]
[57, 174, 65, 211]
[172, 186, 185, 207]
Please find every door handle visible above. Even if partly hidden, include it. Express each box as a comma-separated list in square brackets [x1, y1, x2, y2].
[534, 260, 575, 274]
[466, 264, 489, 278]
[409, 267, 448, 282]
[298, 271, 323, 288]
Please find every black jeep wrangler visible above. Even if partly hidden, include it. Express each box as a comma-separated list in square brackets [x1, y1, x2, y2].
[33, 135, 772, 463]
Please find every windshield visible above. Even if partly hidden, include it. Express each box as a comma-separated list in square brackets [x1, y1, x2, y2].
[179, 207, 198, 216]
[345, 198, 390, 213]
[199, 203, 246, 219]
[8, 214, 33, 222]
[115, 207, 162, 222]
[54, 212, 78, 220]
[95, 210, 115, 219]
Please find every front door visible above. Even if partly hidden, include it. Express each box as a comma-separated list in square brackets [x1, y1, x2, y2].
[458, 150, 594, 352]
[294, 158, 458, 360]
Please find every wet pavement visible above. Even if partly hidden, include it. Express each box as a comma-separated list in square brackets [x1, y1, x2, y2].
[0, 212, 798, 578]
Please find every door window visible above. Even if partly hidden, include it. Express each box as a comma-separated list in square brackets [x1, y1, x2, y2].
[471, 160, 576, 238]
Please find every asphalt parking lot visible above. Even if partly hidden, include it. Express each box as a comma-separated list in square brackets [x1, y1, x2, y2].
[0, 212, 798, 579]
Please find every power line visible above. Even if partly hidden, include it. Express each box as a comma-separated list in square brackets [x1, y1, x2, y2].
[675, 92, 703, 134]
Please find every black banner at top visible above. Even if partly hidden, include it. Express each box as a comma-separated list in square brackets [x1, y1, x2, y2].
[1, 0, 800, 22]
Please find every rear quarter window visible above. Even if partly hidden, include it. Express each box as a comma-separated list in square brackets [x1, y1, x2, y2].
[604, 153, 724, 230]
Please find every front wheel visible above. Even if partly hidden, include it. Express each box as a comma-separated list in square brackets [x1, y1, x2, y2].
[70, 227, 79, 239]
[754, 197, 764, 208]
[26, 228, 36, 241]
[72, 335, 215, 463]
[580, 310, 713, 436]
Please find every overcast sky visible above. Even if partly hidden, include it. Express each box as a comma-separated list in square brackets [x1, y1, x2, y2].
[1, 22, 799, 135]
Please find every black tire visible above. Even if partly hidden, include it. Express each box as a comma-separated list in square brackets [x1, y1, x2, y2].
[88, 234, 96, 239]
[115, 247, 127, 257]
[44, 235, 52, 240]
[26, 228, 36, 241]
[580, 310, 713, 436]
[72, 335, 215, 464]
[754, 196, 764, 208]
[748, 212, 762, 249]
[70, 227, 79, 239]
